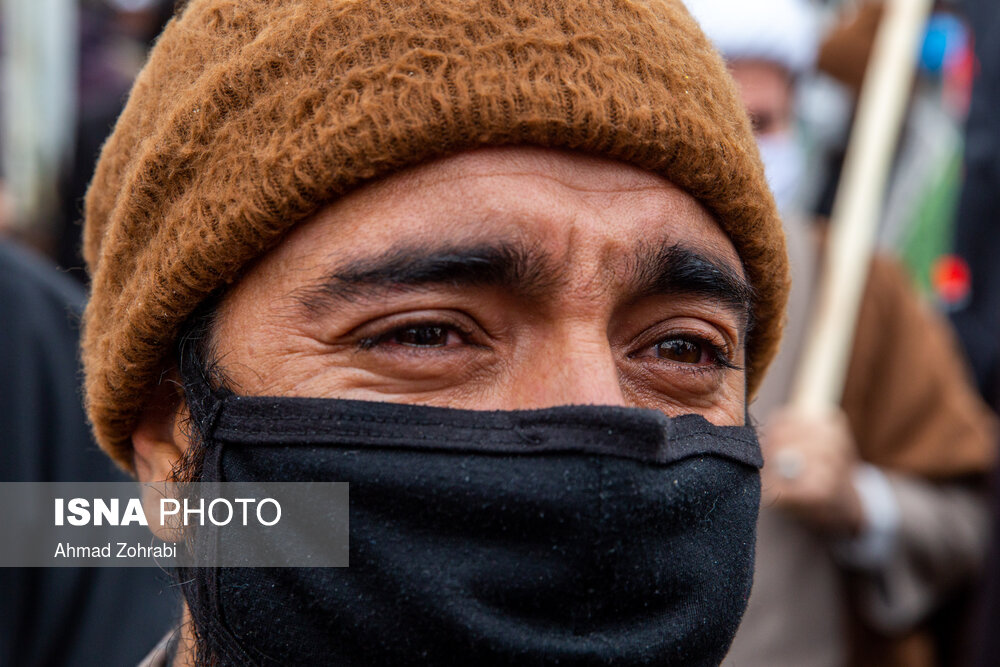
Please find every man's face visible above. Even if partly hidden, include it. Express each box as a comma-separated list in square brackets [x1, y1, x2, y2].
[206, 147, 751, 425]
[728, 59, 795, 137]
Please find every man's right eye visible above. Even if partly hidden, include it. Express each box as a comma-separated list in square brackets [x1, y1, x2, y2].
[393, 325, 450, 347]
[654, 337, 705, 364]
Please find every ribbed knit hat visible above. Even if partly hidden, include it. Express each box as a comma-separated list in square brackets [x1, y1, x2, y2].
[83, 0, 789, 470]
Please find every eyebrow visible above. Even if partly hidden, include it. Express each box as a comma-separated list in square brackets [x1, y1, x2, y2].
[294, 241, 561, 313]
[293, 239, 754, 328]
[627, 243, 755, 327]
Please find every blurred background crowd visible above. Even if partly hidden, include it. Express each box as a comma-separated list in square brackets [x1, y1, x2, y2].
[2, 0, 1000, 665]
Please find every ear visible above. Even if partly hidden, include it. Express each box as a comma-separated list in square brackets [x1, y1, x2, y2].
[132, 371, 188, 483]
[132, 371, 189, 541]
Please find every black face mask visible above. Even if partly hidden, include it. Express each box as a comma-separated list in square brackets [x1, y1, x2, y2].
[178, 356, 762, 667]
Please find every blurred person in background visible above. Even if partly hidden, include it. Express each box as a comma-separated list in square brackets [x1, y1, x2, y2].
[952, 1, 1000, 664]
[948, 0, 1000, 405]
[56, 0, 176, 280]
[686, 1, 997, 666]
[974, 462, 1000, 667]
[815, 1, 973, 301]
[0, 3, 179, 664]
[0, 237, 177, 665]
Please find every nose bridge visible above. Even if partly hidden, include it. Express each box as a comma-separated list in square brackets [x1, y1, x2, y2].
[510, 323, 626, 409]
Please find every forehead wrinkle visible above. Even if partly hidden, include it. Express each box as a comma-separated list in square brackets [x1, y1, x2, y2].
[370, 152, 675, 200]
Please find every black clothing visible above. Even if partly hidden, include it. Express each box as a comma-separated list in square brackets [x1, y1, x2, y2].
[951, 1, 1000, 405]
[0, 241, 177, 667]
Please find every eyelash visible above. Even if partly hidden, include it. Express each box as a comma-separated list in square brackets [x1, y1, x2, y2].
[661, 335, 742, 372]
[356, 320, 476, 351]
[357, 320, 741, 372]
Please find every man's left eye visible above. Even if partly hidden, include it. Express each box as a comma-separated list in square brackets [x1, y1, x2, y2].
[655, 337, 706, 364]
[639, 335, 736, 369]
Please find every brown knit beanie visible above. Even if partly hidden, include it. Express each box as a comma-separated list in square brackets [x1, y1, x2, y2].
[83, 0, 789, 470]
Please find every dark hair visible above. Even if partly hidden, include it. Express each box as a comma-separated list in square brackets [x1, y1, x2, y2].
[171, 294, 240, 666]
[169, 294, 228, 484]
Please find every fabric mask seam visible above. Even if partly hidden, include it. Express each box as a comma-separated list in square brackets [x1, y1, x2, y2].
[213, 426, 758, 448]
[218, 402, 732, 432]
[212, 429, 758, 452]
[215, 412, 758, 444]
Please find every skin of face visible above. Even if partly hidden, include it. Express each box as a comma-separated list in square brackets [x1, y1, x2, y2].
[728, 59, 795, 137]
[133, 145, 752, 483]
[131, 145, 753, 665]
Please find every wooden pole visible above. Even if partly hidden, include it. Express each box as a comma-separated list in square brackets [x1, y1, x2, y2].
[791, 0, 934, 413]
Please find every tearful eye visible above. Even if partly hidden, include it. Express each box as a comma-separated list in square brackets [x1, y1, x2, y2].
[632, 331, 741, 372]
[393, 325, 451, 347]
[655, 337, 707, 364]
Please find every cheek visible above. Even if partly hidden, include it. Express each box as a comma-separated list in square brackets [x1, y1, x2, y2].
[210, 249, 320, 352]
[713, 351, 748, 424]
[209, 315, 330, 395]
[621, 369, 746, 426]
[717, 372, 749, 425]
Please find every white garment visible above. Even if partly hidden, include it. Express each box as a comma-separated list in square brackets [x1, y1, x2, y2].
[757, 131, 809, 218]
[684, 0, 819, 76]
